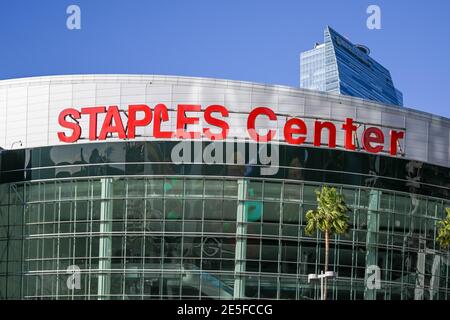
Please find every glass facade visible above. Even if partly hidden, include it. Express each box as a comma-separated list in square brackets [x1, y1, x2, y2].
[299, 43, 331, 93]
[0, 141, 449, 300]
[300, 26, 403, 106]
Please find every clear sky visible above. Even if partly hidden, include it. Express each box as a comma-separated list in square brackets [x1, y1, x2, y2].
[0, 0, 449, 117]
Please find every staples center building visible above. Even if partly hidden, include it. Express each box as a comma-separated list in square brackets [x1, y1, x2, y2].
[0, 75, 449, 300]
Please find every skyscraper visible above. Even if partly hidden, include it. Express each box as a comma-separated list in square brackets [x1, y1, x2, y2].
[300, 26, 403, 106]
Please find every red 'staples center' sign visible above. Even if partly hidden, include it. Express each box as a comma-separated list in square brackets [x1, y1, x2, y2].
[57, 104, 405, 156]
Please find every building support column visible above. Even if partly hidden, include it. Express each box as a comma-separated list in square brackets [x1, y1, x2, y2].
[233, 179, 248, 299]
[364, 189, 380, 300]
[98, 178, 113, 299]
[414, 238, 426, 300]
[429, 254, 441, 300]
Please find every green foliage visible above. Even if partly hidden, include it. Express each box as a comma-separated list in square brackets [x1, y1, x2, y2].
[437, 208, 450, 249]
[305, 186, 350, 236]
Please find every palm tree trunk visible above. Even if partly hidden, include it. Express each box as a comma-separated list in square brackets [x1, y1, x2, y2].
[324, 230, 329, 300]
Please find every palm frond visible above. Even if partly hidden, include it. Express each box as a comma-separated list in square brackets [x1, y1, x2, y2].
[437, 208, 450, 249]
[304, 186, 350, 236]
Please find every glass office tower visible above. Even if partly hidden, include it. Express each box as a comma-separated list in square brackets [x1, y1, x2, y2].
[300, 26, 403, 106]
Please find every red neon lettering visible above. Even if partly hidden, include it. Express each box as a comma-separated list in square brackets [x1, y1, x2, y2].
[203, 105, 229, 140]
[127, 104, 152, 139]
[247, 107, 277, 142]
[284, 118, 307, 145]
[98, 106, 126, 140]
[342, 118, 357, 151]
[81, 106, 106, 141]
[57, 108, 81, 143]
[176, 104, 201, 139]
[390, 130, 405, 156]
[153, 104, 173, 138]
[363, 127, 384, 153]
[56, 105, 406, 159]
[314, 121, 337, 148]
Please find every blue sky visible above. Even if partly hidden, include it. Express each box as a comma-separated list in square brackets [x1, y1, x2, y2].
[0, 0, 449, 117]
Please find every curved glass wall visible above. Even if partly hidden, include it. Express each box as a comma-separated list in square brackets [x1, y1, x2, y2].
[0, 142, 449, 300]
[1, 141, 449, 199]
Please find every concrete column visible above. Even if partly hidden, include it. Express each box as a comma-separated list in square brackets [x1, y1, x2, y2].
[414, 239, 426, 300]
[233, 179, 248, 299]
[97, 178, 113, 299]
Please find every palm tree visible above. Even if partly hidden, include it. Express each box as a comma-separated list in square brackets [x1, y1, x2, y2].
[437, 207, 450, 249]
[305, 186, 350, 300]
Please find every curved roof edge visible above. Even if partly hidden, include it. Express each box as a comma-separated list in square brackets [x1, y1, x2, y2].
[0, 74, 448, 123]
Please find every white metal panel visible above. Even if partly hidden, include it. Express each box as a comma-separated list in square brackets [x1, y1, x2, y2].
[0, 75, 448, 169]
[0, 88, 7, 147]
